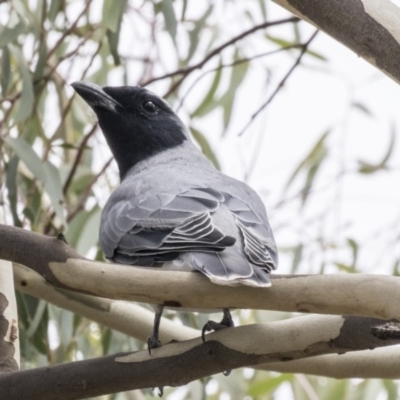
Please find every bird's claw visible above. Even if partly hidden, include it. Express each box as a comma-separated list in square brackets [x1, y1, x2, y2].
[152, 386, 164, 397]
[147, 335, 162, 355]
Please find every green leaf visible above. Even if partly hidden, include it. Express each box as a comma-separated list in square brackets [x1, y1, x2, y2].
[358, 125, 395, 174]
[33, 42, 48, 81]
[190, 127, 220, 170]
[44, 161, 66, 224]
[291, 243, 303, 274]
[284, 130, 330, 192]
[162, 0, 177, 43]
[266, 34, 294, 48]
[352, 101, 372, 117]
[0, 20, 25, 46]
[186, 6, 213, 62]
[301, 152, 326, 205]
[102, 0, 127, 32]
[383, 379, 398, 400]
[10, 45, 35, 122]
[101, 327, 112, 355]
[26, 300, 47, 338]
[215, 51, 249, 131]
[5, 156, 22, 227]
[266, 34, 327, 60]
[75, 206, 102, 256]
[48, 0, 63, 22]
[347, 238, 358, 268]
[104, 0, 127, 65]
[248, 373, 294, 396]
[4, 137, 46, 181]
[191, 62, 222, 118]
[335, 262, 357, 273]
[1, 45, 10, 95]
[258, 0, 268, 20]
[5, 138, 65, 223]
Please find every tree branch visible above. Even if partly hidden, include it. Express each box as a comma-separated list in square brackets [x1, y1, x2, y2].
[0, 315, 398, 400]
[263, 346, 400, 379]
[0, 213, 19, 373]
[13, 263, 198, 344]
[1, 224, 400, 321]
[14, 263, 400, 380]
[143, 17, 300, 96]
[273, 0, 400, 84]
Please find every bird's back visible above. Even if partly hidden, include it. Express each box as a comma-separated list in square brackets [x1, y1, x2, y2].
[100, 140, 278, 288]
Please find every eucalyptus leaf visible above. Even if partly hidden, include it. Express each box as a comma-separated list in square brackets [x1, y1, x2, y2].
[5, 156, 22, 227]
[190, 127, 220, 170]
[186, 6, 213, 62]
[102, 0, 127, 32]
[191, 62, 222, 118]
[249, 373, 294, 396]
[75, 206, 102, 256]
[284, 130, 330, 191]
[358, 125, 395, 174]
[162, 0, 177, 43]
[0, 20, 25, 46]
[1, 45, 10, 95]
[105, 0, 127, 65]
[10, 45, 35, 122]
[215, 51, 249, 131]
[44, 161, 66, 224]
[4, 137, 46, 181]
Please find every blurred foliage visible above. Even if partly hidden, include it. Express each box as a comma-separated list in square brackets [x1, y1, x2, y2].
[0, 0, 398, 399]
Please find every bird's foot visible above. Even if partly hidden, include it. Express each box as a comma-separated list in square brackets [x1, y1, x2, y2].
[202, 309, 234, 376]
[201, 309, 234, 343]
[152, 386, 164, 397]
[147, 335, 162, 355]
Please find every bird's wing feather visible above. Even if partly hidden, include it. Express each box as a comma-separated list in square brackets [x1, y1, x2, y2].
[100, 187, 236, 264]
[222, 192, 278, 271]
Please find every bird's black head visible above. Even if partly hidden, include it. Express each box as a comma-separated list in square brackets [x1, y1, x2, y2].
[71, 82, 187, 180]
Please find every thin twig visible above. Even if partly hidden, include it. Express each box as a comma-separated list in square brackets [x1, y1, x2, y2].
[43, 41, 102, 159]
[142, 17, 300, 90]
[175, 44, 305, 113]
[62, 125, 98, 195]
[46, 0, 92, 60]
[238, 30, 319, 137]
[67, 157, 113, 222]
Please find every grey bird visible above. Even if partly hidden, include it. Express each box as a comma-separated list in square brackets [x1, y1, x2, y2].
[71, 81, 278, 352]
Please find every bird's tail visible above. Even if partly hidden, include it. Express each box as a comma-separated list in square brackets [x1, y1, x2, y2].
[189, 247, 271, 287]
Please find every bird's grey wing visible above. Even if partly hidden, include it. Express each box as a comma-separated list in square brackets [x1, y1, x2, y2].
[100, 187, 236, 265]
[222, 192, 278, 272]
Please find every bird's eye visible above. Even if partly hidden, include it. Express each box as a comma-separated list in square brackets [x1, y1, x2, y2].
[143, 100, 158, 113]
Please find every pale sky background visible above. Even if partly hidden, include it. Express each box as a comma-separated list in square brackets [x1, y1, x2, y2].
[66, 0, 400, 280]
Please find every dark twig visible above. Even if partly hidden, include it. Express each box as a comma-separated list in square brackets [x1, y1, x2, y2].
[67, 157, 113, 222]
[142, 17, 300, 93]
[62, 125, 98, 195]
[46, 0, 92, 60]
[238, 30, 319, 137]
[176, 44, 305, 113]
[43, 41, 102, 159]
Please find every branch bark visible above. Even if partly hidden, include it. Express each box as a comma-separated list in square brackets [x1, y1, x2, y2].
[14, 263, 400, 379]
[1, 224, 400, 321]
[0, 315, 398, 400]
[273, 0, 400, 84]
[0, 214, 19, 373]
[13, 263, 198, 344]
[263, 346, 400, 379]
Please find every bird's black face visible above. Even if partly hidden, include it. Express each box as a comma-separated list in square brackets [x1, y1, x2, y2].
[71, 82, 187, 180]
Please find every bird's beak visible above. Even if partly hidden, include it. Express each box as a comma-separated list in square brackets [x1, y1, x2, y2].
[71, 81, 121, 111]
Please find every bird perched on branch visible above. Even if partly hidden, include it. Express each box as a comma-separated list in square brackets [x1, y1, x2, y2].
[71, 81, 278, 352]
